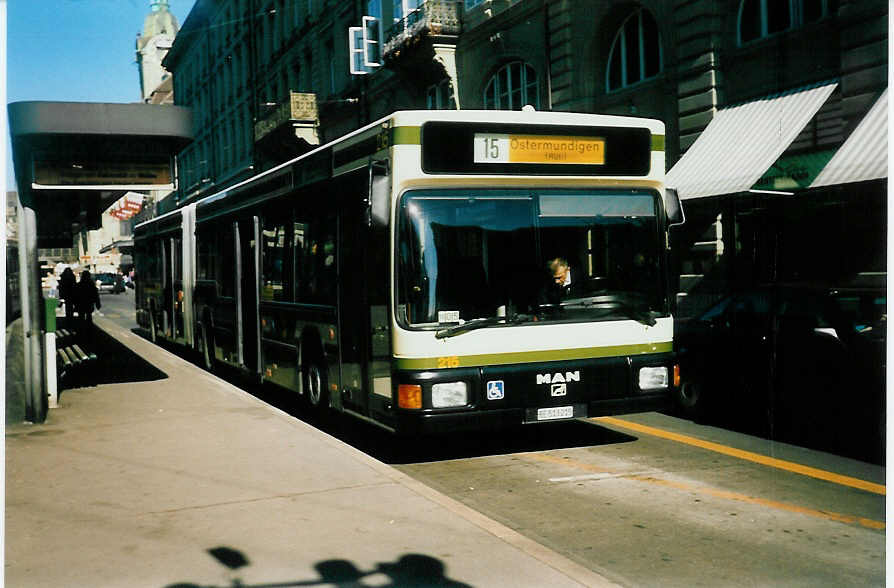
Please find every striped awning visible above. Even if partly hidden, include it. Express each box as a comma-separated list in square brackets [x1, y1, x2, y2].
[810, 88, 888, 187]
[667, 82, 838, 200]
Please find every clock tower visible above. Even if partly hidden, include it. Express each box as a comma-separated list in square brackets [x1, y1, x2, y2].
[136, 0, 180, 103]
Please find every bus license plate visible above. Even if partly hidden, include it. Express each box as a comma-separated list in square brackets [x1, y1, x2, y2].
[536, 406, 574, 421]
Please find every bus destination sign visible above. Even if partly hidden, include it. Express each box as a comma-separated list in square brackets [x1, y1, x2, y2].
[473, 133, 605, 165]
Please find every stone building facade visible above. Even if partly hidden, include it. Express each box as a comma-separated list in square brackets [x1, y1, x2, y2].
[163, 0, 887, 309]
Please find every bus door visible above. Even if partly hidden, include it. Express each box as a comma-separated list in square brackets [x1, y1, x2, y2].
[339, 203, 390, 420]
[366, 218, 391, 421]
[195, 219, 240, 366]
[162, 236, 183, 341]
[237, 216, 262, 375]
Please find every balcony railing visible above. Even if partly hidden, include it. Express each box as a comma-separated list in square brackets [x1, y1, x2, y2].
[383, 1, 462, 58]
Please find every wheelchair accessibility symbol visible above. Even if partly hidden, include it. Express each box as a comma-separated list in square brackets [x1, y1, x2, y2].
[486, 380, 505, 400]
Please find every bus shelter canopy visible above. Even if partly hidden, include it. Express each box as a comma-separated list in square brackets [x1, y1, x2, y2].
[8, 101, 193, 248]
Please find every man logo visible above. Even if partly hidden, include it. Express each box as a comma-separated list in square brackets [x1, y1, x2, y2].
[536, 371, 580, 385]
[551, 383, 567, 397]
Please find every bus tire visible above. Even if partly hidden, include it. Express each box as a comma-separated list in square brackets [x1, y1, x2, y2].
[677, 379, 706, 421]
[304, 357, 328, 412]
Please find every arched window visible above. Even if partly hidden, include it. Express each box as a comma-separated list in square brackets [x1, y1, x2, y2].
[738, 0, 835, 45]
[606, 8, 662, 92]
[483, 62, 539, 110]
[427, 79, 456, 110]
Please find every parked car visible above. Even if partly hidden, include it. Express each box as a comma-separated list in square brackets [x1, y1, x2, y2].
[95, 273, 125, 295]
[674, 283, 885, 459]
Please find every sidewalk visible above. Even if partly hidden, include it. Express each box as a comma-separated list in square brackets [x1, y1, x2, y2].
[6, 315, 619, 588]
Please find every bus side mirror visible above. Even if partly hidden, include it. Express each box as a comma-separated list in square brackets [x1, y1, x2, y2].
[666, 188, 685, 227]
[367, 160, 390, 228]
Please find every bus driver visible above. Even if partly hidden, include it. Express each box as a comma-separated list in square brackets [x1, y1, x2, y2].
[540, 257, 574, 305]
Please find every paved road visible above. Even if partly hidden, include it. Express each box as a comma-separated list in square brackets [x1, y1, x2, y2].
[94, 289, 137, 327]
[390, 414, 884, 587]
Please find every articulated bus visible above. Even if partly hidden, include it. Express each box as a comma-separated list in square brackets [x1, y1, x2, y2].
[134, 110, 684, 434]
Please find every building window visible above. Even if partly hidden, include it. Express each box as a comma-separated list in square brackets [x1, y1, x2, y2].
[606, 8, 662, 92]
[483, 62, 539, 110]
[465, 0, 485, 9]
[393, 0, 421, 22]
[273, 1, 283, 51]
[293, 0, 303, 29]
[326, 40, 337, 95]
[302, 52, 312, 90]
[738, 0, 835, 45]
[427, 79, 456, 110]
[289, 61, 300, 92]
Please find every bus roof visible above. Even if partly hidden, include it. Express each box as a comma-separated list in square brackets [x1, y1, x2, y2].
[389, 109, 664, 134]
[136, 110, 664, 232]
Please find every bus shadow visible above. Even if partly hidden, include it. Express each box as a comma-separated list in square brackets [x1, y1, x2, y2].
[315, 412, 637, 465]
[166, 545, 474, 587]
[131, 337, 638, 465]
[203, 370, 638, 465]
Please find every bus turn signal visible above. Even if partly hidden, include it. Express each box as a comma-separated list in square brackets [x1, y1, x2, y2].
[398, 384, 423, 409]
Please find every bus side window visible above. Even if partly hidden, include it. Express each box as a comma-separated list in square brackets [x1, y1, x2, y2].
[218, 224, 236, 298]
[295, 209, 337, 306]
[196, 228, 215, 281]
[293, 221, 306, 301]
[262, 214, 291, 302]
[295, 214, 312, 303]
[197, 221, 236, 299]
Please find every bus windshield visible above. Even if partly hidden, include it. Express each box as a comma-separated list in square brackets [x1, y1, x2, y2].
[397, 188, 666, 329]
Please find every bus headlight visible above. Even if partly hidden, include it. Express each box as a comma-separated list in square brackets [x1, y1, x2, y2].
[638, 367, 669, 391]
[432, 382, 468, 408]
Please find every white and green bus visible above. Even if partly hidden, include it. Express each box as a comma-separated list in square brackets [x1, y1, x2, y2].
[135, 109, 683, 434]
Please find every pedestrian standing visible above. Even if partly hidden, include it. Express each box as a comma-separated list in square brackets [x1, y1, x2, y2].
[75, 270, 101, 327]
[46, 271, 58, 299]
[58, 267, 77, 322]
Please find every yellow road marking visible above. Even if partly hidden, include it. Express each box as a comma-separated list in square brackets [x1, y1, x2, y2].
[593, 416, 886, 496]
[523, 452, 885, 531]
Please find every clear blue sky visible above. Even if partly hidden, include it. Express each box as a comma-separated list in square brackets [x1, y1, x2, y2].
[6, 0, 197, 191]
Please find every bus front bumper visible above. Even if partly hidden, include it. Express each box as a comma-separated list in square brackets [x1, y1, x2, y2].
[393, 392, 672, 435]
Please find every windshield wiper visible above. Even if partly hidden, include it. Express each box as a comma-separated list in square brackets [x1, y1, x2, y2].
[560, 294, 658, 327]
[435, 314, 534, 339]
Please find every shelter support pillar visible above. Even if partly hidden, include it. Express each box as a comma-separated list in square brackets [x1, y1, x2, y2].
[17, 201, 47, 423]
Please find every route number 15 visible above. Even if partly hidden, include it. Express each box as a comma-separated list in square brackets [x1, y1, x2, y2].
[473, 133, 509, 163]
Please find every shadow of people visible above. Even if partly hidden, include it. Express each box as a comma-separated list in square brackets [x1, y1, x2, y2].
[166, 548, 475, 588]
[375, 554, 472, 587]
[313, 559, 367, 587]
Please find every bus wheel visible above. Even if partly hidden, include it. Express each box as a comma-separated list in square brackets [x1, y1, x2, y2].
[198, 324, 214, 372]
[677, 379, 706, 420]
[304, 359, 328, 411]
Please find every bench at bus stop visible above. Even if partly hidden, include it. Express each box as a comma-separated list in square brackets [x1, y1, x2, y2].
[54, 322, 98, 392]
